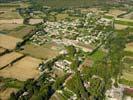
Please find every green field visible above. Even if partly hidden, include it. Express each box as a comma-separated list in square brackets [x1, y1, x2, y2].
[30, 0, 107, 8]
[115, 19, 133, 26]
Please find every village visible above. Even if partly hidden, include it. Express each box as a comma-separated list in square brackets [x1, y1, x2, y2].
[0, 0, 133, 100]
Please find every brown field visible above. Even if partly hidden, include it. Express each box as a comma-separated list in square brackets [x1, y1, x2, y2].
[106, 9, 126, 18]
[53, 67, 64, 77]
[0, 34, 23, 50]
[0, 23, 23, 31]
[115, 24, 128, 30]
[0, 56, 42, 81]
[0, 88, 18, 100]
[0, 19, 23, 24]
[20, 43, 59, 60]
[29, 19, 43, 25]
[0, 52, 23, 69]
[0, 47, 6, 54]
[8, 25, 34, 39]
[122, 12, 133, 20]
[79, 58, 93, 71]
[0, 11, 22, 19]
[125, 42, 133, 52]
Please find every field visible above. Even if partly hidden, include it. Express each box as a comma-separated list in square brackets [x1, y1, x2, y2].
[8, 25, 34, 39]
[125, 42, 133, 52]
[0, 56, 42, 81]
[122, 12, 133, 20]
[0, 19, 23, 24]
[0, 2, 30, 19]
[105, 9, 126, 18]
[20, 43, 59, 60]
[0, 10, 22, 19]
[55, 14, 69, 21]
[0, 88, 18, 100]
[0, 6, 21, 20]
[0, 34, 23, 50]
[0, 47, 6, 54]
[122, 72, 133, 82]
[0, 23, 23, 32]
[115, 18, 133, 26]
[0, 52, 23, 69]
[114, 24, 128, 30]
[29, 19, 44, 25]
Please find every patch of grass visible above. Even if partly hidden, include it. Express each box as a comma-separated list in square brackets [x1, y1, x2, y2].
[119, 78, 133, 87]
[0, 4, 20, 8]
[56, 13, 69, 21]
[0, 77, 23, 89]
[90, 50, 105, 61]
[115, 20, 133, 26]
[104, 15, 114, 19]
[124, 51, 133, 56]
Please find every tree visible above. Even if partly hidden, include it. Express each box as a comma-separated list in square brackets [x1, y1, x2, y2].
[10, 92, 17, 100]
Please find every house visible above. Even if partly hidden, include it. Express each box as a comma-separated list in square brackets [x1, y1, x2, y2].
[105, 87, 124, 100]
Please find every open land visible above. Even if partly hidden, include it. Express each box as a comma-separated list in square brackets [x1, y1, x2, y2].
[0, 88, 18, 100]
[0, 0, 133, 99]
[0, 34, 23, 50]
[0, 23, 23, 32]
[125, 42, 133, 52]
[20, 43, 59, 60]
[0, 52, 23, 69]
[0, 56, 42, 81]
[8, 25, 34, 39]
[0, 47, 6, 54]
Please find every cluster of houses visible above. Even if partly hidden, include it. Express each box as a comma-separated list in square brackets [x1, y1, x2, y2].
[29, 12, 112, 48]
[29, 31, 49, 45]
[53, 60, 73, 73]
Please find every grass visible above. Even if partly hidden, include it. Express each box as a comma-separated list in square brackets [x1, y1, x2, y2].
[89, 50, 105, 62]
[0, 77, 23, 89]
[55, 13, 69, 21]
[119, 78, 133, 87]
[124, 51, 133, 56]
[104, 15, 114, 19]
[31, 0, 105, 8]
[0, 10, 22, 19]
[122, 72, 133, 81]
[124, 43, 133, 52]
[115, 20, 133, 26]
[0, 4, 20, 8]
